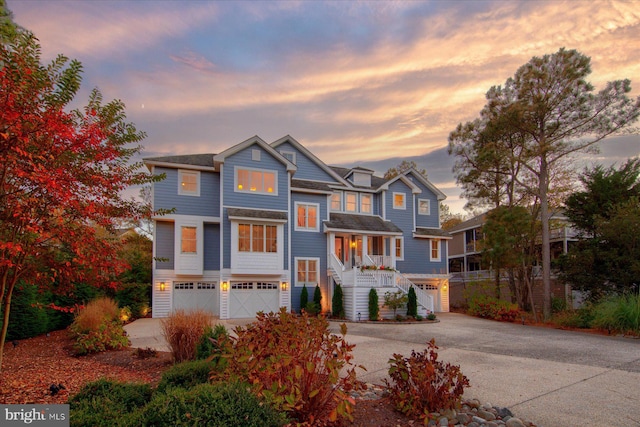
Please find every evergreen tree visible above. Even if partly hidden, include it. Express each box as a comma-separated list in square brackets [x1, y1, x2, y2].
[407, 287, 417, 318]
[313, 285, 322, 311]
[332, 284, 345, 319]
[300, 285, 308, 312]
[368, 289, 379, 321]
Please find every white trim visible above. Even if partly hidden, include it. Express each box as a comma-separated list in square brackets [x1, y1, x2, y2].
[294, 257, 321, 287]
[174, 217, 204, 275]
[393, 192, 406, 210]
[153, 214, 220, 223]
[280, 150, 296, 164]
[178, 170, 200, 197]
[345, 192, 358, 212]
[234, 165, 278, 196]
[418, 198, 430, 215]
[331, 191, 343, 212]
[294, 202, 320, 232]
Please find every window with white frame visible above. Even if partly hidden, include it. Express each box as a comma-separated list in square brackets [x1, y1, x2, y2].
[181, 226, 197, 253]
[346, 192, 357, 212]
[296, 258, 319, 287]
[236, 167, 277, 195]
[296, 202, 319, 231]
[280, 150, 296, 164]
[238, 224, 277, 253]
[395, 237, 404, 260]
[393, 192, 406, 209]
[430, 239, 441, 261]
[418, 199, 430, 215]
[361, 194, 372, 214]
[178, 170, 200, 196]
[331, 191, 342, 211]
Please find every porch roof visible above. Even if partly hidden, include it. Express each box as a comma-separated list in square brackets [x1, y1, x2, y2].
[227, 208, 288, 222]
[323, 213, 402, 235]
[413, 227, 453, 239]
[291, 179, 333, 193]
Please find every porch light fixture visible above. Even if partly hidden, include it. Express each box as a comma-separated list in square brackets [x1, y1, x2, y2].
[159, 282, 166, 292]
[442, 283, 448, 291]
[221, 281, 229, 291]
[350, 240, 356, 249]
[281, 282, 288, 291]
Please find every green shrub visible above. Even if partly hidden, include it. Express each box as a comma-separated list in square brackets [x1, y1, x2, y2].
[550, 306, 595, 329]
[592, 294, 640, 335]
[385, 339, 469, 420]
[368, 288, 379, 321]
[4, 283, 50, 340]
[313, 284, 322, 311]
[69, 378, 152, 427]
[161, 309, 213, 363]
[551, 296, 568, 314]
[427, 313, 437, 321]
[141, 382, 287, 427]
[468, 294, 520, 322]
[69, 297, 129, 355]
[211, 308, 362, 425]
[384, 290, 408, 317]
[113, 282, 150, 319]
[332, 284, 345, 319]
[196, 323, 229, 360]
[407, 287, 418, 318]
[156, 359, 216, 393]
[300, 284, 309, 312]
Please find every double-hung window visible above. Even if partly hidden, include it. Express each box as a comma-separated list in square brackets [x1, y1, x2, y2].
[238, 224, 277, 253]
[181, 226, 197, 253]
[236, 167, 277, 195]
[430, 239, 441, 261]
[178, 170, 200, 196]
[361, 194, 372, 214]
[296, 258, 319, 286]
[418, 199, 430, 215]
[395, 237, 404, 260]
[296, 203, 319, 231]
[331, 192, 342, 212]
[393, 192, 406, 210]
[346, 192, 357, 212]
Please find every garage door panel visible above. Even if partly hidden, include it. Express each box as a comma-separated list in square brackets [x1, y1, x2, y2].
[229, 282, 279, 318]
[173, 281, 219, 316]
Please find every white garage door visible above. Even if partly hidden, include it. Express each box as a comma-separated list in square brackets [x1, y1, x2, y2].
[229, 282, 279, 318]
[173, 282, 219, 316]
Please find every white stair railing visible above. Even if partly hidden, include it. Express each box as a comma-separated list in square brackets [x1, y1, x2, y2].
[395, 273, 435, 313]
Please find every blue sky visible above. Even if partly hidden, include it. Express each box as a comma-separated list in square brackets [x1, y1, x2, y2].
[8, 0, 640, 214]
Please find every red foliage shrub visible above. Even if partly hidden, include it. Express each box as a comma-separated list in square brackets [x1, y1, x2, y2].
[211, 308, 364, 425]
[385, 339, 469, 420]
[468, 295, 520, 322]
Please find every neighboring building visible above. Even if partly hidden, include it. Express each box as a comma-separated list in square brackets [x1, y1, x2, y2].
[144, 135, 451, 320]
[447, 210, 579, 308]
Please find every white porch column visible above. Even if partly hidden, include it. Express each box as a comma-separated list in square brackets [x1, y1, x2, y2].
[362, 235, 368, 262]
[390, 236, 397, 269]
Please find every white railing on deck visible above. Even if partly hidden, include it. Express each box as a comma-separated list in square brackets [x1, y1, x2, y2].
[367, 255, 393, 268]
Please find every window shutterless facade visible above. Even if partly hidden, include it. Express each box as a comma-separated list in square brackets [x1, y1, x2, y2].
[418, 198, 430, 215]
[331, 191, 342, 211]
[360, 194, 372, 214]
[235, 167, 277, 195]
[430, 239, 440, 261]
[181, 226, 197, 253]
[296, 257, 319, 286]
[346, 192, 357, 212]
[238, 224, 277, 253]
[178, 170, 200, 196]
[393, 192, 406, 209]
[295, 202, 319, 231]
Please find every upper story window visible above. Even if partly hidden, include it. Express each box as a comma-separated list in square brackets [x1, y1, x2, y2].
[280, 150, 296, 164]
[361, 194, 372, 214]
[331, 192, 342, 211]
[181, 226, 197, 253]
[236, 167, 277, 195]
[178, 170, 200, 196]
[430, 239, 441, 261]
[238, 223, 277, 253]
[393, 192, 406, 210]
[346, 192, 357, 212]
[296, 202, 319, 231]
[418, 199, 430, 215]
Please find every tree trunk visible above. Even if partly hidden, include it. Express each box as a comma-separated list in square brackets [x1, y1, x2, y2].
[0, 276, 17, 373]
[539, 157, 552, 320]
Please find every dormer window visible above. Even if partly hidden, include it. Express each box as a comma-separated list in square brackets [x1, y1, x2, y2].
[352, 170, 372, 187]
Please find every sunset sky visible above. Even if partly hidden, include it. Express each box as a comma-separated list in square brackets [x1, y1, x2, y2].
[8, 0, 640, 214]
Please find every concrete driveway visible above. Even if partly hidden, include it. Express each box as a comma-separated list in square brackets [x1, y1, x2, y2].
[125, 313, 640, 427]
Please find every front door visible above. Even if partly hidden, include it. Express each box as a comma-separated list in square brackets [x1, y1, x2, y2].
[335, 236, 344, 263]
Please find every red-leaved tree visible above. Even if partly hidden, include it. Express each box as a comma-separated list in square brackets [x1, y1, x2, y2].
[0, 18, 159, 370]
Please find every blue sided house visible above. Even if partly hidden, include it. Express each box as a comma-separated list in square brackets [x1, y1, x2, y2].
[144, 135, 451, 320]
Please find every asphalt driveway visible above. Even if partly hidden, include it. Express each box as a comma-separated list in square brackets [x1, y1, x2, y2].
[125, 312, 640, 427]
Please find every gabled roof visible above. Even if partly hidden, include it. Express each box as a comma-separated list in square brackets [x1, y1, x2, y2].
[213, 135, 297, 173]
[271, 135, 350, 186]
[143, 154, 216, 171]
[446, 212, 488, 233]
[323, 213, 402, 235]
[402, 168, 447, 200]
[329, 166, 387, 190]
[377, 173, 422, 194]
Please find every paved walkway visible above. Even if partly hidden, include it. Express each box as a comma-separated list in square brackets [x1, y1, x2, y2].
[124, 313, 640, 427]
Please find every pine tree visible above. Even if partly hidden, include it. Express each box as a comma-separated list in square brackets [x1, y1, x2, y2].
[407, 287, 417, 318]
[332, 284, 345, 319]
[368, 289, 379, 321]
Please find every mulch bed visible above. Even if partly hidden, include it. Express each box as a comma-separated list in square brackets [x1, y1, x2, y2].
[0, 329, 418, 426]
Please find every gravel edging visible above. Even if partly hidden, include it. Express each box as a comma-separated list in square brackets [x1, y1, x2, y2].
[353, 383, 539, 427]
